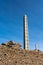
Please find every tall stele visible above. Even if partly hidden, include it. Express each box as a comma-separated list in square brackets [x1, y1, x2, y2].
[23, 15, 29, 50]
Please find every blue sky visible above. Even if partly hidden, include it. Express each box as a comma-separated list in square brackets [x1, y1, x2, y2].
[0, 0, 43, 51]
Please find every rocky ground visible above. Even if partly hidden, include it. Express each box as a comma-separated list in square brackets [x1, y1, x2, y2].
[0, 41, 43, 65]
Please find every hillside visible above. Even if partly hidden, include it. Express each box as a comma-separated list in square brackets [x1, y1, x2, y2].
[0, 41, 43, 65]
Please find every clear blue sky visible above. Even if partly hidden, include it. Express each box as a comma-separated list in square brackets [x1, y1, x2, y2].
[0, 0, 43, 51]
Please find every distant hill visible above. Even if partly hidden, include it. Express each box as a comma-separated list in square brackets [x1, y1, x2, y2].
[0, 41, 43, 65]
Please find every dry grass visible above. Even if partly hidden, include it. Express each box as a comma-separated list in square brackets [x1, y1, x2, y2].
[0, 41, 43, 65]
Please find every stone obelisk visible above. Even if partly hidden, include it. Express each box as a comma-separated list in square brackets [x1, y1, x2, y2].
[23, 15, 29, 50]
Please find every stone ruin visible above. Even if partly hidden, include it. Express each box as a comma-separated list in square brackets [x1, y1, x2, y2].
[1, 41, 22, 48]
